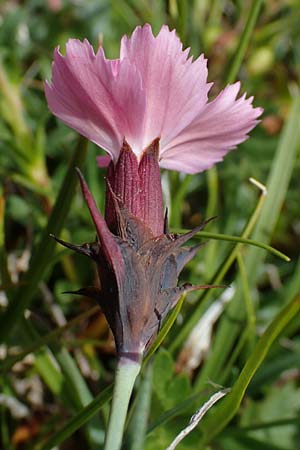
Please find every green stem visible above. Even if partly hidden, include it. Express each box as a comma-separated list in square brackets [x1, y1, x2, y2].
[104, 357, 141, 450]
[225, 0, 263, 84]
[205, 166, 218, 221]
[38, 296, 184, 449]
[128, 364, 153, 450]
[173, 229, 290, 262]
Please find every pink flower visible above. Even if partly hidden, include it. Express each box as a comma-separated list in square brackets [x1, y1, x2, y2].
[46, 25, 262, 359]
[45, 24, 262, 175]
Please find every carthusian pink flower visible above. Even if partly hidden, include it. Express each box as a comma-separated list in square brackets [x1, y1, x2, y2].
[46, 24, 262, 360]
[45, 24, 261, 174]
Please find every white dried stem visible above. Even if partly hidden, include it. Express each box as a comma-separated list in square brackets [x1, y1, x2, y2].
[165, 389, 229, 450]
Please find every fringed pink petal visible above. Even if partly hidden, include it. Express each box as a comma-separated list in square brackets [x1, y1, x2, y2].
[120, 24, 212, 155]
[45, 39, 145, 162]
[108, 56, 145, 153]
[160, 82, 263, 174]
[46, 26, 262, 172]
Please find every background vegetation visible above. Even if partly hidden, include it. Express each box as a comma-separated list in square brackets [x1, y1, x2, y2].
[0, 0, 299, 449]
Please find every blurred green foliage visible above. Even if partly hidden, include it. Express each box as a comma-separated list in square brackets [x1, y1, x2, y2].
[0, 1, 300, 449]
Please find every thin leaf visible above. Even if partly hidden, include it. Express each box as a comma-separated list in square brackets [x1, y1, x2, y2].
[0, 136, 88, 341]
[0, 306, 99, 373]
[40, 385, 113, 450]
[144, 294, 185, 366]
[226, 416, 300, 435]
[173, 229, 290, 262]
[169, 178, 267, 353]
[199, 295, 300, 444]
[166, 389, 228, 450]
[246, 90, 300, 283]
[127, 364, 153, 450]
[147, 390, 209, 434]
[194, 90, 300, 391]
[225, 0, 263, 84]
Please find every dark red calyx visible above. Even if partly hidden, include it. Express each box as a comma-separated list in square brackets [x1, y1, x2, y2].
[53, 170, 222, 359]
[105, 139, 164, 238]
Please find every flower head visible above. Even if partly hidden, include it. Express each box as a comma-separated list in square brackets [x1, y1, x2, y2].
[46, 24, 262, 360]
[45, 24, 262, 174]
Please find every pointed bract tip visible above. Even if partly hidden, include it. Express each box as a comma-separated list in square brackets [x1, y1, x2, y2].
[192, 216, 218, 233]
[163, 208, 169, 234]
[63, 287, 101, 300]
[142, 137, 160, 159]
[187, 284, 228, 291]
[106, 178, 120, 203]
[121, 139, 133, 153]
[75, 166, 84, 181]
[75, 166, 90, 198]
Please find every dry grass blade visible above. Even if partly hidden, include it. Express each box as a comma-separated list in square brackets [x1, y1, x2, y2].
[165, 389, 229, 450]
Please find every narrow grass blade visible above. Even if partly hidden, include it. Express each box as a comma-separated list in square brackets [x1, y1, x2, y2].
[166, 390, 228, 450]
[194, 91, 300, 390]
[40, 384, 113, 450]
[226, 416, 300, 435]
[199, 295, 300, 444]
[0, 137, 88, 341]
[144, 294, 185, 366]
[0, 191, 11, 289]
[147, 391, 208, 434]
[246, 90, 300, 282]
[173, 230, 290, 262]
[169, 173, 192, 228]
[0, 306, 99, 373]
[218, 252, 257, 383]
[221, 435, 291, 450]
[21, 318, 104, 446]
[225, 0, 263, 84]
[169, 179, 266, 353]
[127, 364, 153, 450]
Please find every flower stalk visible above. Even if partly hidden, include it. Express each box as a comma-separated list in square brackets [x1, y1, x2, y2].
[44, 23, 263, 450]
[104, 357, 141, 450]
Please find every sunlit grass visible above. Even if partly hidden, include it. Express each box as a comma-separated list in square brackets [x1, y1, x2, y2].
[0, 1, 299, 449]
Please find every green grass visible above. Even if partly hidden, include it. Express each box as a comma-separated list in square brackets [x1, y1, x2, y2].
[0, 1, 300, 449]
